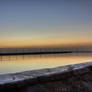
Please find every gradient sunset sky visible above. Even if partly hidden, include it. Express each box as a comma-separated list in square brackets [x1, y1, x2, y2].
[0, 0, 92, 48]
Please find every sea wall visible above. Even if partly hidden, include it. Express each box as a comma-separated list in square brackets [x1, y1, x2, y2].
[0, 62, 92, 92]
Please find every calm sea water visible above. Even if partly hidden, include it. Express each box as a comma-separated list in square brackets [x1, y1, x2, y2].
[0, 53, 92, 74]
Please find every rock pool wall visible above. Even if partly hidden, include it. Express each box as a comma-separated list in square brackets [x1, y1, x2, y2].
[0, 62, 92, 92]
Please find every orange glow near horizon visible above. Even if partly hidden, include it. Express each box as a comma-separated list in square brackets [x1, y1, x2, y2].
[0, 36, 92, 48]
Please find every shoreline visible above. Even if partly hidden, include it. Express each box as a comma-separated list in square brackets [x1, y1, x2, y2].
[0, 62, 92, 92]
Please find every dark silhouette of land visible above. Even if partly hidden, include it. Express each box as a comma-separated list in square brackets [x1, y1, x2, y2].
[0, 47, 92, 56]
[0, 50, 92, 56]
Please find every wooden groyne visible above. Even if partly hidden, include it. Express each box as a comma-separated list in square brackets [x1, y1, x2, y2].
[0, 51, 72, 56]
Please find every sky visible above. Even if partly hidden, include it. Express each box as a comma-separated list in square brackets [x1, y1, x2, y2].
[0, 0, 92, 48]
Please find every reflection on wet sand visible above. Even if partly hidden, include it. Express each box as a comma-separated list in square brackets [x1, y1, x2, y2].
[0, 53, 92, 74]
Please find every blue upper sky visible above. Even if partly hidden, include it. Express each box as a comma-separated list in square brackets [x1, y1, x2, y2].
[0, 0, 92, 48]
